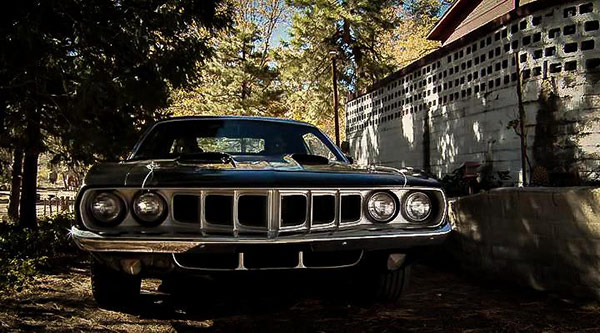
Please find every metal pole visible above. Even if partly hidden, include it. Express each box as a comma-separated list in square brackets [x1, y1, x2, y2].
[331, 52, 340, 147]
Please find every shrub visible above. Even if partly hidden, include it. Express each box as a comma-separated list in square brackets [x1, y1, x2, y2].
[0, 213, 77, 291]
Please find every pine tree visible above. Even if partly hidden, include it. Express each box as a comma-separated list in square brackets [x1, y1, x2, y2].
[168, 0, 289, 117]
[0, 0, 231, 227]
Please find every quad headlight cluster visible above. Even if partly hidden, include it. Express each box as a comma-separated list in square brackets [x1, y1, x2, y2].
[88, 189, 437, 227]
[88, 191, 167, 227]
[365, 190, 434, 224]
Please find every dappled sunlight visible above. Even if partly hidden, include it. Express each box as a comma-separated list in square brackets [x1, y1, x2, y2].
[439, 130, 458, 167]
[402, 115, 416, 146]
[473, 121, 482, 142]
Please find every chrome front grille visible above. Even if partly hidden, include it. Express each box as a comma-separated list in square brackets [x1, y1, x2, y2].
[79, 187, 448, 235]
[171, 189, 364, 237]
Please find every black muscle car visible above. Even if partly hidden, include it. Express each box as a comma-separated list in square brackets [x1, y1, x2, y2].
[72, 116, 451, 306]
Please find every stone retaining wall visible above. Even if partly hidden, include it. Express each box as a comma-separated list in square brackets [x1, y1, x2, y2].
[447, 187, 600, 298]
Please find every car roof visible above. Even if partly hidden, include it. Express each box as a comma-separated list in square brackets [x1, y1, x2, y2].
[156, 116, 316, 127]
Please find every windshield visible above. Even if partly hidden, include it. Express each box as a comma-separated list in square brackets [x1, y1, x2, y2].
[130, 119, 346, 162]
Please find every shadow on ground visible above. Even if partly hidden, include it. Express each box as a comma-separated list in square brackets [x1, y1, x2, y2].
[1, 263, 600, 332]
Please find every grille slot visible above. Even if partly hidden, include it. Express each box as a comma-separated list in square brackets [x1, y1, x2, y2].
[205, 195, 233, 226]
[341, 195, 361, 223]
[312, 195, 336, 225]
[174, 253, 238, 270]
[303, 250, 363, 268]
[243, 248, 298, 269]
[281, 195, 307, 227]
[238, 195, 268, 228]
[173, 195, 200, 223]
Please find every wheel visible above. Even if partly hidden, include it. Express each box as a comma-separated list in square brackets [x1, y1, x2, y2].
[91, 260, 141, 308]
[372, 265, 411, 303]
[354, 263, 411, 303]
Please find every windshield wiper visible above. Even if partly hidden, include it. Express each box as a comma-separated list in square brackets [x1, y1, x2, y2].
[175, 152, 237, 167]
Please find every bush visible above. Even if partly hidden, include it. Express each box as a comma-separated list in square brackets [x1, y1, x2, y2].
[0, 213, 77, 292]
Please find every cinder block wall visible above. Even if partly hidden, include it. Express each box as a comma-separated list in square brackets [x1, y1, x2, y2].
[448, 187, 600, 298]
[345, 0, 600, 185]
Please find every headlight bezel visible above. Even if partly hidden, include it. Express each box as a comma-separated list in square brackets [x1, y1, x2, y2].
[364, 190, 400, 223]
[401, 191, 435, 223]
[131, 191, 168, 227]
[87, 191, 127, 227]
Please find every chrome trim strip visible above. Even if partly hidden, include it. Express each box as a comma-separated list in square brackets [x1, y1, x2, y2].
[71, 222, 452, 253]
[296, 251, 306, 269]
[238, 252, 247, 271]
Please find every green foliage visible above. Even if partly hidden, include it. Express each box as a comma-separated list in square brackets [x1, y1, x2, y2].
[0, 214, 76, 292]
[403, 0, 453, 22]
[286, 0, 403, 91]
[167, 0, 449, 141]
[0, 148, 10, 185]
[168, 0, 288, 118]
[0, 0, 232, 164]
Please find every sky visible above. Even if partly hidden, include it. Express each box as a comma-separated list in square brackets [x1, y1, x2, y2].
[268, 1, 452, 47]
[271, 17, 291, 46]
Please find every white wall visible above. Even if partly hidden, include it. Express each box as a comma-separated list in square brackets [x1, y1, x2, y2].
[346, 0, 600, 185]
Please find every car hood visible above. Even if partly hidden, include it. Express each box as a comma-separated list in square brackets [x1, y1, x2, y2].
[83, 157, 440, 188]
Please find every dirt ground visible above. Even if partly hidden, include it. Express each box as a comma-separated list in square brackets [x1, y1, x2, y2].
[1, 260, 600, 333]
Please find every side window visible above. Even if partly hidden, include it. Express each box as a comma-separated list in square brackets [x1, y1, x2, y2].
[302, 133, 335, 160]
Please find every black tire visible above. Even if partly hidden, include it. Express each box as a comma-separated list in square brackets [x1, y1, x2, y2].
[91, 260, 141, 308]
[373, 265, 411, 303]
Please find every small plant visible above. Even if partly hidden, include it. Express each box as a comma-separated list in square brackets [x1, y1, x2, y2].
[0, 213, 77, 292]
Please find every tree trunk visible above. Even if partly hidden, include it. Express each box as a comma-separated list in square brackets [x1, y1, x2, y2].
[19, 108, 41, 229]
[7, 147, 24, 221]
[19, 151, 39, 228]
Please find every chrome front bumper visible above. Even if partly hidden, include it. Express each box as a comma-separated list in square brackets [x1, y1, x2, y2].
[71, 223, 452, 254]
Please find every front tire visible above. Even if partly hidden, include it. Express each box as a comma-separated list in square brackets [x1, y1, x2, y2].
[373, 265, 411, 303]
[91, 260, 141, 308]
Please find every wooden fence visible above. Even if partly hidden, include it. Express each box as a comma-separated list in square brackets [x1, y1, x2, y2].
[37, 197, 75, 217]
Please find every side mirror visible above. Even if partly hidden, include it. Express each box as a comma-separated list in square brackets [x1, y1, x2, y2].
[340, 140, 350, 155]
[345, 155, 354, 164]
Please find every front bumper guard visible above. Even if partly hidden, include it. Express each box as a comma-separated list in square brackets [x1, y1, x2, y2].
[71, 223, 452, 254]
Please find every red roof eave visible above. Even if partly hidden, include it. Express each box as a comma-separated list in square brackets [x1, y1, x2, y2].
[427, 0, 475, 42]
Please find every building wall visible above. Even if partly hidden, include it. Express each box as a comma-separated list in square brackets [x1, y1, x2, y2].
[345, 0, 600, 185]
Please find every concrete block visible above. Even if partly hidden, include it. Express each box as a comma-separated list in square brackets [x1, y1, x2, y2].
[558, 239, 600, 258]
[554, 223, 598, 239]
[511, 263, 547, 291]
[491, 245, 522, 260]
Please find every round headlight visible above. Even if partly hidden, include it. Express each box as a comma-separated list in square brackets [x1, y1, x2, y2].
[404, 192, 432, 222]
[89, 192, 125, 226]
[132, 192, 167, 226]
[366, 192, 398, 223]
